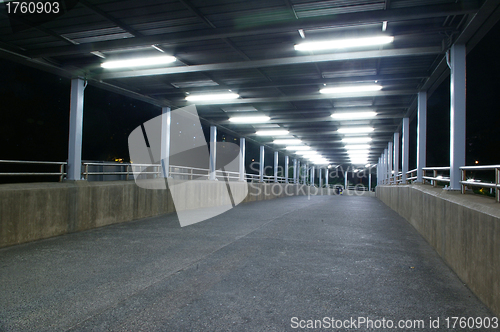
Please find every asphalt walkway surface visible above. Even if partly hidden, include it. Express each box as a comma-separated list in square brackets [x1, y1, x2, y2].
[0, 195, 498, 331]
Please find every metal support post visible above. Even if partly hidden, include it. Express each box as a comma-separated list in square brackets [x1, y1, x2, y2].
[209, 126, 217, 181]
[160, 107, 171, 178]
[259, 146, 265, 182]
[450, 44, 466, 190]
[402, 117, 409, 183]
[67, 78, 85, 181]
[393, 132, 399, 183]
[293, 158, 298, 184]
[416, 91, 427, 183]
[388, 142, 393, 184]
[284, 156, 289, 183]
[274, 151, 278, 183]
[239, 138, 245, 181]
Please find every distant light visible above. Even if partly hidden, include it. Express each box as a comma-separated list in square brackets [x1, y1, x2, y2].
[255, 130, 289, 136]
[320, 85, 382, 94]
[186, 93, 239, 102]
[229, 116, 270, 123]
[101, 55, 176, 68]
[298, 29, 305, 39]
[382, 21, 388, 32]
[365, 164, 371, 168]
[342, 137, 372, 143]
[338, 127, 374, 134]
[475, 160, 479, 164]
[273, 139, 302, 144]
[286, 146, 310, 151]
[345, 144, 370, 150]
[331, 111, 377, 119]
[294, 36, 394, 51]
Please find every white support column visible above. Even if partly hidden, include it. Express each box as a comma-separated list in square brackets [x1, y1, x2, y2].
[310, 165, 315, 185]
[293, 158, 298, 184]
[402, 117, 410, 183]
[209, 126, 217, 181]
[284, 156, 289, 183]
[160, 107, 171, 178]
[325, 167, 328, 187]
[388, 142, 393, 183]
[417, 91, 427, 183]
[384, 148, 389, 183]
[319, 168, 323, 187]
[344, 170, 348, 189]
[259, 146, 265, 182]
[393, 132, 400, 182]
[369, 167, 372, 191]
[377, 157, 381, 184]
[450, 44, 466, 190]
[239, 138, 245, 181]
[274, 151, 279, 183]
[305, 163, 309, 184]
[67, 78, 85, 181]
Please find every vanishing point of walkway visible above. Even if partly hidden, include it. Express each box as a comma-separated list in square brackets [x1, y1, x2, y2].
[0, 195, 497, 331]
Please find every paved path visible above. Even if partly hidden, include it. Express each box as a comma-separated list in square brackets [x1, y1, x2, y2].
[0, 195, 497, 331]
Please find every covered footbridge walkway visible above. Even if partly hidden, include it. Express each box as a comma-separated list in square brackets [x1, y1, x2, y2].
[0, 194, 497, 331]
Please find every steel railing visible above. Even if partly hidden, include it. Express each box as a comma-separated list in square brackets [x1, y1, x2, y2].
[0, 160, 294, 184]
[0, 160, 67, 181]
[460, 165, 500, 202]
[422, 167, 450, 187]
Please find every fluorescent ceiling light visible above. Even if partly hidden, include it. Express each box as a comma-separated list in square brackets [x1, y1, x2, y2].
[348, 150, 370, 155]
[286, 146, 310, 151]
[186, 93, 239, 102]
[320, 85, 382, 94]
[101, 55, 176, 68]
[331, 111, 377, 120]
[294, 36, 394, 51]
[342, 137, 372, 143]
[345, 144, 370, 150]
[273, 139, 302, 144]
[255, 130, 289, 136]
[382, 21, 388, 32]
[228, 116, 270, 123]
[338, 127, 374, 134]
[297, 151, 318, 156]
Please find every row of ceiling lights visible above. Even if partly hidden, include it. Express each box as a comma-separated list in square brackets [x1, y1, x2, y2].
[100, 35, 394, 165]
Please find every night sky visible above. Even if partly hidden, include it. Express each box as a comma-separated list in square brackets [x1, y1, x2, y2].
[1, 20, 499, 182]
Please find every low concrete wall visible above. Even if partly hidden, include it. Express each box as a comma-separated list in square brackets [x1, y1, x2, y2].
[0, 180, 338, 248]
[377, 184, 500, 316]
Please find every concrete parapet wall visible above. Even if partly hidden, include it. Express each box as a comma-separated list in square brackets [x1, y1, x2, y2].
[0, 180, 337, 248]
[377, 184, 500, 316]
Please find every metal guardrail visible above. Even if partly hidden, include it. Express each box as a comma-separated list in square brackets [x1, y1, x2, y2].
[460, 165, 500, 202]
[0, 160, 292, 184]
[0, 160, 67, 181]
[422, 167, 450, 187]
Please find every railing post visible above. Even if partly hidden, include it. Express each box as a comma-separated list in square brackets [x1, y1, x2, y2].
[433, 170, 437, 187]
[84, 163, 89, 180]
[126, 165, 129, 181]
[59, 164, 64, 182]
[461, 168, 466, 194]
[496, 168, 500, 203]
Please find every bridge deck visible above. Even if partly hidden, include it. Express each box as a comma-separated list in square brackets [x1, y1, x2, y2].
[0, 195, 497, 331]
